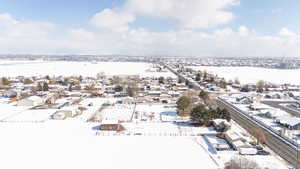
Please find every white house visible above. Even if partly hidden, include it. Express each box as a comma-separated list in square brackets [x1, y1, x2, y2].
[17, 96, 44, 106]
[276, 116, 300, 130]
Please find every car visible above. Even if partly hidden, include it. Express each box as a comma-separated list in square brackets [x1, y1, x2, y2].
[255, 145, 263, 151]
[257, 150, 270, 155]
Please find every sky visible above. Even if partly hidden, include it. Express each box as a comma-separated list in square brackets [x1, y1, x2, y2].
[0, 0, 300, 57]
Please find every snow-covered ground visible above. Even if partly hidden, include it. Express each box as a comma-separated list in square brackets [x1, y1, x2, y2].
[0, 122, 220, 169]
[101, 104, 135, 122]
[0, 61, 176, 78]
[188, 66, 300, 85]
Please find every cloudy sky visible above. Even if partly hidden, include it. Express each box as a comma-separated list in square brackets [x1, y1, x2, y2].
[0, 0, 300, 57]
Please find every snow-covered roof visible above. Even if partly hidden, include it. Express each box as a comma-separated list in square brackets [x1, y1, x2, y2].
[26, 96, 43, 102]
[231, 140, 247, 148]
[226, 131, 242, 141]
[250, 103, 270, 110]
[101, 119, 119, 124]
[278, 116, 300, 127]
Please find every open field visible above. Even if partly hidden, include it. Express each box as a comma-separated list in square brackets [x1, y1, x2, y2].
[0, 122, 220, 169]
[189, 66, 300, 85]
[0, 61, 176, 78]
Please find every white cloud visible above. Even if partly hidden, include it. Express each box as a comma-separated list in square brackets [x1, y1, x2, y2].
[60, 26, 300, 57]
[90, 9, 135, 32]
[124, 0, 238, 29]
[278, 27, 296, 37]
[0, 13, 54, 38]
[68, 28, 95, 41]
[1, 13, 300, 57]
[89, 0, 238, 31]
[238, 26, 255, 36]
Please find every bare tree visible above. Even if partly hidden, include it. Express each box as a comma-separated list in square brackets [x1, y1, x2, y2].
[225, 157, 261, 169]
[251, 128, 267, 145]
[256, 80, 265, 90]
[234, 78, 240, 85]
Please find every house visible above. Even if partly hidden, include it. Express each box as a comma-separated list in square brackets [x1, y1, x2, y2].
[100, 120, 125, 131]
[205, 135, 231, 151]
[44, 93, 58, 104]
[236, 96, 253, 104]
[292, 100, 300, 108]
[264, 92, 284, 99]
[231, 140, 252, 150]
[212, 119, 231, 132]
[114, 92, 128, 97]
[17, 96, 44, 106]
[52, 107, 81, 120]
[276, 116, 300, 130]
[2, 90, 17, 98]
[248, 103, 270, 111]
[168, 91, 180, 97]
[258, 109, 287, 119]
[121, 97, 135, 104]
[148, 91, 161, 97]
[225, 131, 245, 143]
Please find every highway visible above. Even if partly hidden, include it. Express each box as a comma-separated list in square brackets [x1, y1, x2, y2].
[164, 63, 300, 168]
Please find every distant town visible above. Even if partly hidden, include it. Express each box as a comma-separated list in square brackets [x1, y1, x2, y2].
[1, 55, 300, 69]
[0, 57, 300, 169]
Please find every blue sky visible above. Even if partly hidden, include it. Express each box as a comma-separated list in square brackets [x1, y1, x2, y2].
[0, 0, 299, 56]
[0, 0, 299, 34]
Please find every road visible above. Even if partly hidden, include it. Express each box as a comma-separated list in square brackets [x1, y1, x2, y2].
[217, 98, 300, 168]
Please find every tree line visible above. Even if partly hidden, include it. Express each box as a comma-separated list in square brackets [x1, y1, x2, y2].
[176, 90, 230, 125]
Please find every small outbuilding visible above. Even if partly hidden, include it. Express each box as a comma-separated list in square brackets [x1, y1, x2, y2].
[100, 120, 125, 131]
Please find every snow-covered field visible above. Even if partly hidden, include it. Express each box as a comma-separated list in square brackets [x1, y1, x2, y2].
[188, 66, 300, 85]
[0, 122, 220, 169]
[1, 109, 56, 122]
[0, 61, 176, 78]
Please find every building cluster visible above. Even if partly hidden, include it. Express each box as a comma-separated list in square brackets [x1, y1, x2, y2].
[166, 57, 300, 69]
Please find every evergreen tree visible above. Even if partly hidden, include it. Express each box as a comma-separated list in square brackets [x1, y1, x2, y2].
[190, 104, 210, 125]
[199, 90, 209, 102]
[43, 82, 49, 91]
[158, 76, 165, 84]
[178, 78, 183, 84]
[45, 75, 50, 80]
[79, 75, 83, 82]
[176, 96, 191, 115]
[36, 82, 43, 91]
[185, 79, 190, 86]
[1, 77, 10, 86]
[114, 85, 123, 92]
[195, 73, 201, 81]
[219, 78, 227, 89]
[68, 83, 73, 92]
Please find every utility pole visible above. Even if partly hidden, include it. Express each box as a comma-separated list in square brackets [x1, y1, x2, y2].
[294, 136, 298, 169]
[297, 137, 299, 169]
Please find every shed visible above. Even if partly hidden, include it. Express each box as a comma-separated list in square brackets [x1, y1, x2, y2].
[100, 120, 125, 131]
